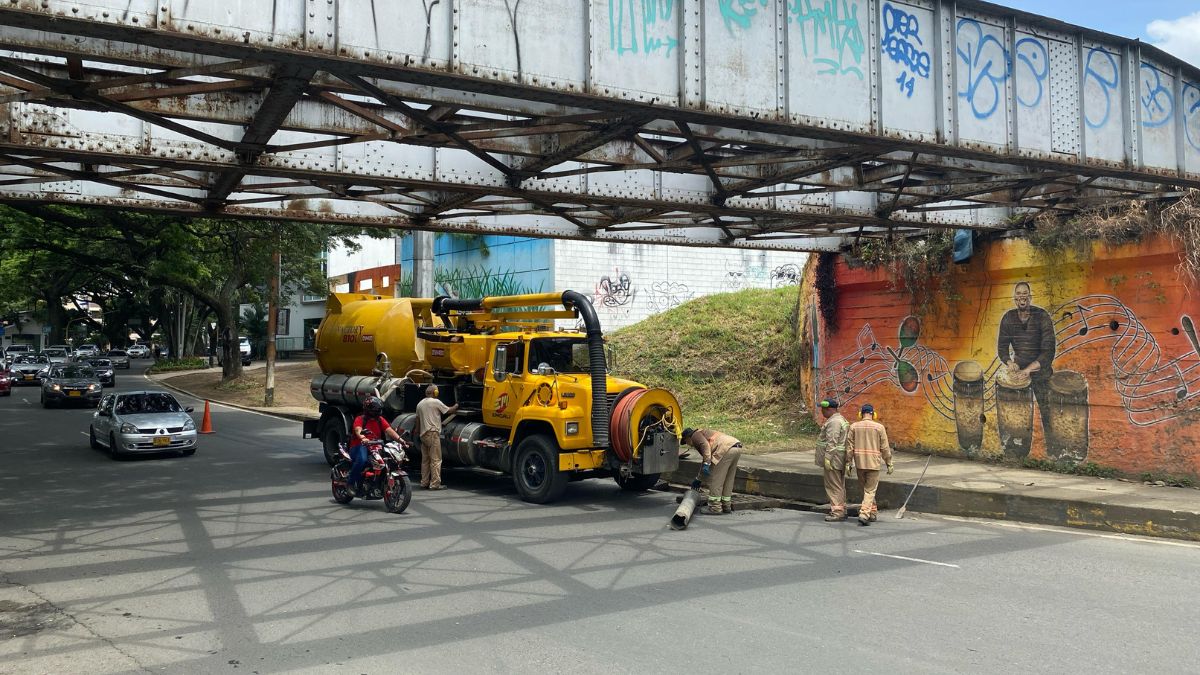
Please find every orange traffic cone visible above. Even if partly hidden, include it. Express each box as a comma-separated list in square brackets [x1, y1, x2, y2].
[199, 400, 214, 434]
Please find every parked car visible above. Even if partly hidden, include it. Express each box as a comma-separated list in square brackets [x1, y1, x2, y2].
[43, 348, 70, 365]
[0, 364, 10, 396]
[105, 350, 130, 369]
[73, 344, 100, 359]
[218, 337, 252, 367]
[126, 344, 149, 359]
[3, 344, 33, 366]
[40, 363, 102, 408]
[9, 354, 50, 386]
[86, 358, 117, 387]
[89, 391, 197, 459]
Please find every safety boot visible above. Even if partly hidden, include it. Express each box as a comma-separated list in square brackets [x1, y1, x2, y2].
[721, 501, 733, 514]
[824, 513, 846, 522]
[706, 501, 723, 515]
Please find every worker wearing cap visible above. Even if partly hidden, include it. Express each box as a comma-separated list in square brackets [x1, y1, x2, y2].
[681, 427, 743, 515]
[815, 399, 851, 522]
[847, 403, 893, 526]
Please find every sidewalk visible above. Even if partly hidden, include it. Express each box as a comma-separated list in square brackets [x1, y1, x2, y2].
[668, 450, 1200, 542]
[148, 366, 1200, 541]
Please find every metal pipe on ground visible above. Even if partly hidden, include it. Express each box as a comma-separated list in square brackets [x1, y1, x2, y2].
[670, 489, 703, 530]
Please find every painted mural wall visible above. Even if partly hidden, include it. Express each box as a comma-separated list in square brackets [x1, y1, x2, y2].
[801, 235, 1200, 480]
[398, 234, 553, 297]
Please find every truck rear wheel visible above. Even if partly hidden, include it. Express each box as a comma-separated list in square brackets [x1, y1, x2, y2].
[322, 425, 346, 467]
[513, 435, 568, 504]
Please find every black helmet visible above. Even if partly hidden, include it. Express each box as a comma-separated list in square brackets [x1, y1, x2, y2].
[363, 396, 384, 417]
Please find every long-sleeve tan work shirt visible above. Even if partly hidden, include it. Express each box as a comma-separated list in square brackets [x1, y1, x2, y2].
[815, 413, 849, 469]
[688, 429, 742, 465]
[848, 419, 892, 471]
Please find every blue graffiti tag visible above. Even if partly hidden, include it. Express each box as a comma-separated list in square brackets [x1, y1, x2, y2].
[1084, 47, 1119, 129]
[788, 0, 866, 79]
[610, 0, 678, 56]
[1184, 82, 1200, 152]
[956, 19, 1010, 119]
[718, 0, 769, 33]
[1139, 62, 1174, 128]
[1014, 37, 1048, 108]
[880, 2, 929, 96]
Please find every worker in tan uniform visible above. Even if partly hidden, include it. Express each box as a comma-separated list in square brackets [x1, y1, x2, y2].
[815, 399, 851, 522]
[415, 384, 458, 490]
[847, 403, 893, 526]
[681, 427, 743, 515]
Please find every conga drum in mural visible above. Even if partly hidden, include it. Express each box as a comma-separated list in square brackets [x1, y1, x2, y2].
[952, 361, 985, 452]
[995, 371, 1034, 460]
[1045, 371, 1090, 462]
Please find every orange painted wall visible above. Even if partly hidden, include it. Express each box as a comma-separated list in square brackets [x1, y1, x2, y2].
[801, 235, 1200, 480]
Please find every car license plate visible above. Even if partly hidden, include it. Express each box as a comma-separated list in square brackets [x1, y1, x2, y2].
[68, 390, 82, 397]
[153, 436, 171, 447]
[23, 375, 32, 380]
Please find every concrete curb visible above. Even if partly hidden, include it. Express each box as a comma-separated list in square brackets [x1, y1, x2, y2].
[145, 368, 319, 424]
[668, 459, 1200, 542]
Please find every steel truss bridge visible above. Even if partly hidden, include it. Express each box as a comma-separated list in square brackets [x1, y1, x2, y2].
[0, 0, 1197, 251]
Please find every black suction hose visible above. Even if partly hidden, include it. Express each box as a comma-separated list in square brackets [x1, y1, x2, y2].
[562, 290, 609, 448]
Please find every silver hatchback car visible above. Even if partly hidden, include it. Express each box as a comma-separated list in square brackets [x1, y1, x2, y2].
[90, 390, 198, 459]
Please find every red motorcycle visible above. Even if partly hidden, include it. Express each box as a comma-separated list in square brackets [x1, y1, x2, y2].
[331, 438, 413, 513]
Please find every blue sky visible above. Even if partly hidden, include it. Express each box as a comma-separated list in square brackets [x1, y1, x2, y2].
[993, 1, 1200, 66]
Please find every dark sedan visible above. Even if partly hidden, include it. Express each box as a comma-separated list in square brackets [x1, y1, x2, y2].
[9, 354, 50, 386]
[86, 358, 117, 387]
[40, 364, 103, 408]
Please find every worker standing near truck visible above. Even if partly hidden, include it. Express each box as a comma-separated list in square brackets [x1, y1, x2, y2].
[681, 427, 743, 515]
[847, 403, 893, 526]
[815, 399, 850, 522]
[415, 385, 459, 490]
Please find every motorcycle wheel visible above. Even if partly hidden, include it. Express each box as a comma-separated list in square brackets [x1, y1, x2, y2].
[331, 465, 353, 504]
[384, 473, 412, 514]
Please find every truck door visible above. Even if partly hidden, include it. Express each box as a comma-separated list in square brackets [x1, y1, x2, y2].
[483, 339, 533, 428]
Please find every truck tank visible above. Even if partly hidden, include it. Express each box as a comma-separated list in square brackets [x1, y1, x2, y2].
[315, 293, 432, 376]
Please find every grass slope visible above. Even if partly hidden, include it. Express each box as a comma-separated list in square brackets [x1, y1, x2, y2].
[608, 287, 816, 451]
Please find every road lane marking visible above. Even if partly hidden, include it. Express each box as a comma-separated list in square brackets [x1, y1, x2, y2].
[854, 549, 960, 568]
[935, 514, 1200, 549]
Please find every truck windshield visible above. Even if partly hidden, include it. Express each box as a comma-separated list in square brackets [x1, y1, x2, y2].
[528, 337, 591, 374]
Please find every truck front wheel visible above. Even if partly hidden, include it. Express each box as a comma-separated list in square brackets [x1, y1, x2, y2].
[322, 425, 346, 467]
[513, 435, 568, 504]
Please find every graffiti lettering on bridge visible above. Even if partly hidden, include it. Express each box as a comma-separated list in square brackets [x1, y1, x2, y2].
[1084, 47, 1119, 129]
[789, 0, 865, 80]
[880, 2, 928, 96]
[1139, 63, 1174, 128]
[610, 0, 678, 57]
[718, 0, 769, 34]
[955, 20, 1049, 119]
[595, 271, 636, 308]
[1185, 82, 1200, 152]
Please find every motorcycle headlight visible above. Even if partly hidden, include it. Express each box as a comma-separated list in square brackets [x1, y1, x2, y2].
[183, 417, 196, 431]
[120, 422, 139, 434]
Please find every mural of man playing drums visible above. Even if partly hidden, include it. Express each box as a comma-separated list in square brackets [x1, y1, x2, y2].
[996, 282, 1057, 444]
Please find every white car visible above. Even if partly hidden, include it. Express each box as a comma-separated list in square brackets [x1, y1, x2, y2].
[127, 344, 150, 358]
[73, 344, 99, 359]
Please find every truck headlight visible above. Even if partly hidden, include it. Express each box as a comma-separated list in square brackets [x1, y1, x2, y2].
[565, 422, 579, 436]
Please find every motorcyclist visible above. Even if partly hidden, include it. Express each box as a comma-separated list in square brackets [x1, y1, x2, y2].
[348, 396, 403, 493]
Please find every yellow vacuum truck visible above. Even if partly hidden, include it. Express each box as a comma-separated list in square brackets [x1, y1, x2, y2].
[303, 290, 683, 503]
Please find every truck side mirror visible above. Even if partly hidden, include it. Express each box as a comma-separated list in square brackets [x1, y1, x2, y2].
[493, 345, 508, 382]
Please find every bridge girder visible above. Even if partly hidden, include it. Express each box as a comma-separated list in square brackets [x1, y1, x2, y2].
[0, 1, 1196, 252]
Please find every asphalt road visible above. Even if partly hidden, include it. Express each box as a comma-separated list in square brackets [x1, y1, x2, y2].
[1, 369, 1198, 674]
